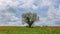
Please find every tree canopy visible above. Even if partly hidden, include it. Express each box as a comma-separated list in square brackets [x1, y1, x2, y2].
[22, 12, 39, 28]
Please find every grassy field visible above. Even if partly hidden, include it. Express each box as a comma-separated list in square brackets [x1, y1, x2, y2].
[0, 26, 60, 34]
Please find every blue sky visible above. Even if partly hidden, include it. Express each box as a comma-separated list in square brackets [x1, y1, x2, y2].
[0, 0, 60, 26]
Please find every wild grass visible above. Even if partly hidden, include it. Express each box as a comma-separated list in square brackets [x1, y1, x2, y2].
[0, 26, 60, 34]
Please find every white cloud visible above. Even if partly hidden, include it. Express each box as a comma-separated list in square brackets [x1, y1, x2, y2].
[46, 1, 60, 26]
[41, 0, 51, 6]
[19, 0, 35, 9]
[0, 0, 21, 26]
[34, 0, 60, 26]
[0, 0, 60, 26]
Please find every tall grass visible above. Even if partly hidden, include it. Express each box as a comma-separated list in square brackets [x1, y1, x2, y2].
[0, 26, 60, 34]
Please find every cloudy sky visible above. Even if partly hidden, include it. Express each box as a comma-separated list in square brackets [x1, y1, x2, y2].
[0, 0, 60, 26]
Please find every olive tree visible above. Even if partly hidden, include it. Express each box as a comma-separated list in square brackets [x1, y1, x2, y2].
[22, 12, 39, 28]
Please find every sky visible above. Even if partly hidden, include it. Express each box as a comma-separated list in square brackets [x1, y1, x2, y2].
[0, 0, 60, 26]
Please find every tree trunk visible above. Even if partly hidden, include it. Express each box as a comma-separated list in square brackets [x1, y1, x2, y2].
[29, 24, 31, 28]
[28, 21, 34, 28]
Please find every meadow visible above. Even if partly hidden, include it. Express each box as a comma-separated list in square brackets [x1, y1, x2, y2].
[0, 26, 60, 34]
